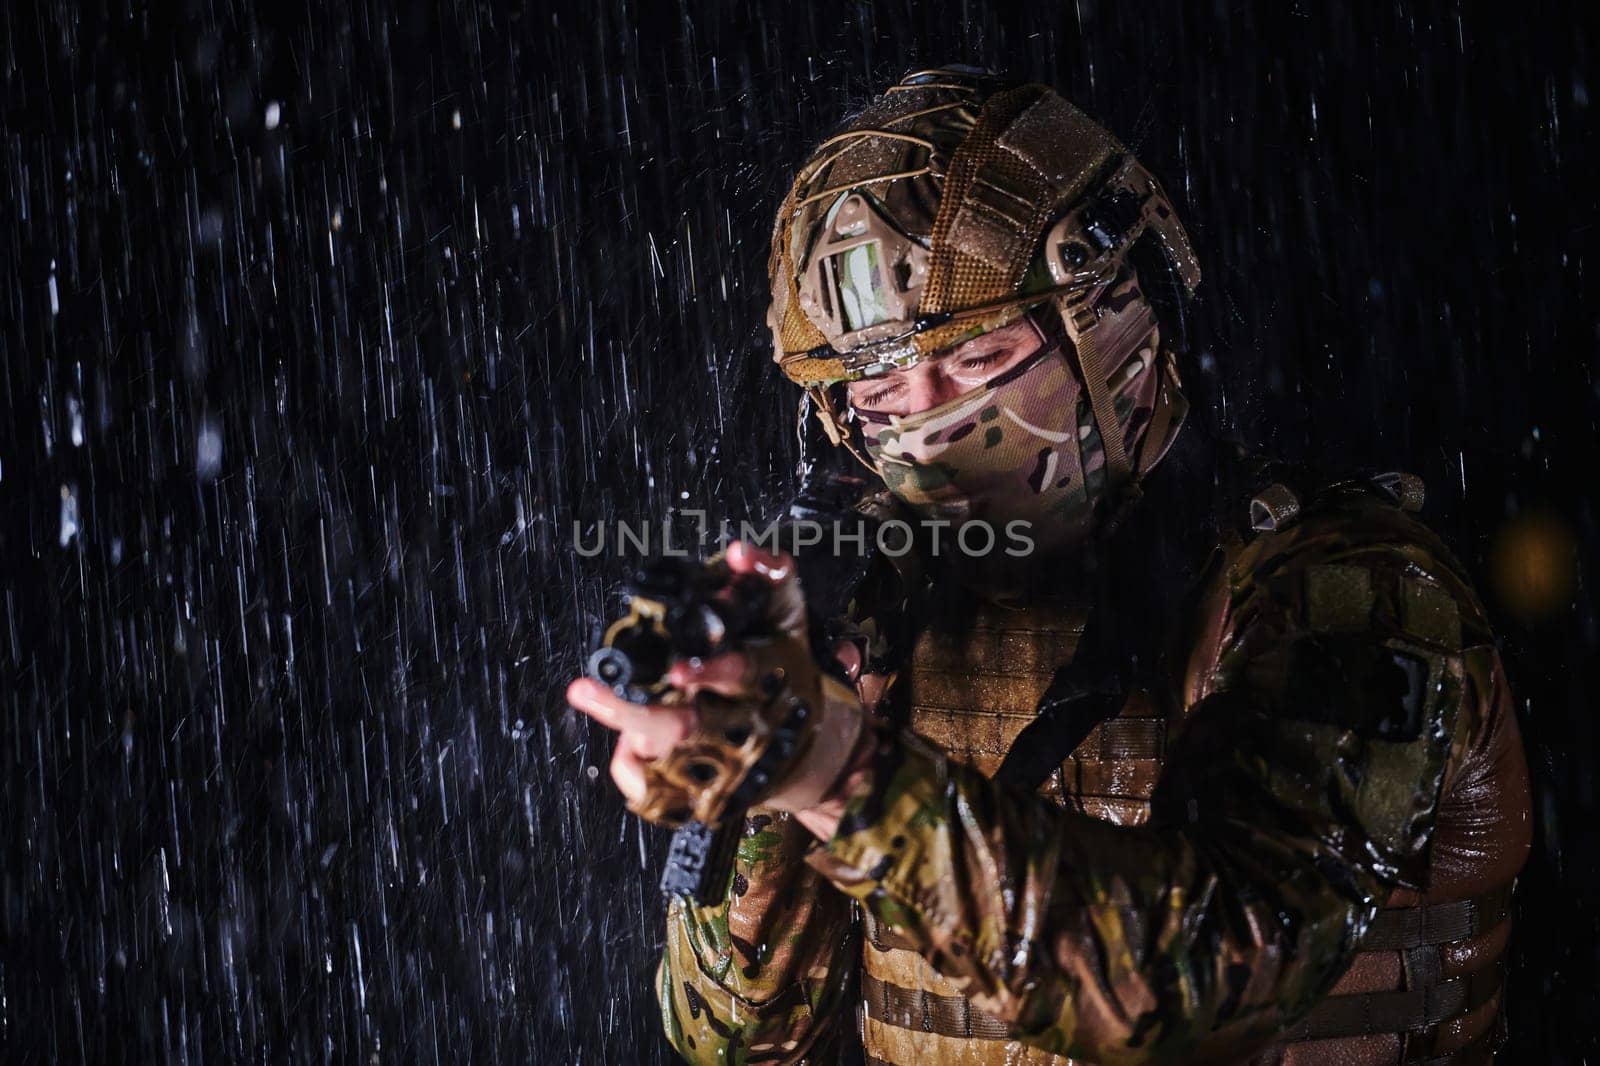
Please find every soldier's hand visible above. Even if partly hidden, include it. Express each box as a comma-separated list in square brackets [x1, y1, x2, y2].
[567, 541, 870, 824]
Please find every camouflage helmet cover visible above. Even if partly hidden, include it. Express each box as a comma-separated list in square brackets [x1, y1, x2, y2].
[769, 67, 1200, 379]
[767, 67, 1202, 488]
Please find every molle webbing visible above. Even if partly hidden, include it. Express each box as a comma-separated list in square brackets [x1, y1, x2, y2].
[1286, 884, 1513, 1048]
[900, 595, 1167, 828]
[863, 591, 1155, 1066]
[902, 600, 1086, 779]
[1066, 715, 1164, 760]
[861, 1026, 1500, 1066]
[861, 971, 1013, 1040]
[860, 888, 1512, 1057]
[1357, 885, 1511, 952]
[1285, 958, 1505, 1042]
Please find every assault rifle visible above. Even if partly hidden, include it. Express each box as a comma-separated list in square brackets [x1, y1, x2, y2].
[587, 555, 775, 904]
[587, 471, 890, 905]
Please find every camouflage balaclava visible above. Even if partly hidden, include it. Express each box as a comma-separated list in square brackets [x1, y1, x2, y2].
[855, 272, 1164, 552]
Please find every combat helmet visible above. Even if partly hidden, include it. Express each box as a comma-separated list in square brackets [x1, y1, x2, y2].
[768, 66, 1201, 499]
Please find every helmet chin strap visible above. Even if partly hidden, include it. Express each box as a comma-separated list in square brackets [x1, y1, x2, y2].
[802, 385, 879, 475]
[1058, 298, 1134, 495]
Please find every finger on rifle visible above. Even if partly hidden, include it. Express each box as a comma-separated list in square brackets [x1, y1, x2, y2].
[609, 735, 649, 802]
[726, 540, 793, 583]
[832, 639, 863, 682]
[566, 678, 696, 752]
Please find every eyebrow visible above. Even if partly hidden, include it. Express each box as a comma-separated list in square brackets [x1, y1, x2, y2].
[849, 326, 1031, 398]
[853, 374, 903, 394]
[943, 329, 1022, 361]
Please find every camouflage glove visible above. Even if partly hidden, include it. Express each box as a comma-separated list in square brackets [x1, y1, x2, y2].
[568, 542, 868, 826]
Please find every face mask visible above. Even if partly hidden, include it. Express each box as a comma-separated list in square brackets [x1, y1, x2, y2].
[854, 272, 1169, 558]
[858, 337, 1101, 548]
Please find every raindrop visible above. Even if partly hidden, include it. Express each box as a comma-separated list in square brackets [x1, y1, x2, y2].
[197, 418, 223, 481]
[197, 207, 225, 248]
[58, 484, 80, 547]
[181, 309, 206, 379]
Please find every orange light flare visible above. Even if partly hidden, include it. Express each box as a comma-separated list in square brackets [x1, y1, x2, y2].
[1488, 508, 1582, 624]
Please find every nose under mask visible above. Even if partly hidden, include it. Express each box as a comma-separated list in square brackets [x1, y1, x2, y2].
[858, 337, 1101, 545]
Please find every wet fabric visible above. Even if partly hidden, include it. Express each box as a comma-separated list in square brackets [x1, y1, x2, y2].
[858, 340, 1091, 545]
[656, 481, 1529, 1065]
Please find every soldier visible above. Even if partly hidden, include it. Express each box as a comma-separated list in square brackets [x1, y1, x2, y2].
[567, 67, 1531, 1064]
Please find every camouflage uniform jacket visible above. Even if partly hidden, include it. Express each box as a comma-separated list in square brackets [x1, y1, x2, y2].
[656, 474, 1531, 1064]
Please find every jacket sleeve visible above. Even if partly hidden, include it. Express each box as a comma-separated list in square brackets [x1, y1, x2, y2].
[659, 809, 860, 1064]
[803, 501, 1489, 1062]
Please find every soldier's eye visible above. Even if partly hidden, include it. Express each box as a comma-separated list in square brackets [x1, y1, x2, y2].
[855, 382, 901, 409]
[958, 350, 1005, 371]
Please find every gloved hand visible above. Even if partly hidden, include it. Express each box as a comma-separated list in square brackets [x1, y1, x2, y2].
[567, 541, 870, 826]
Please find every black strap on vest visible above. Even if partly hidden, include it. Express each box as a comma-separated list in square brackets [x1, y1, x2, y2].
[1284, 957, 1505, 1043]
[992, 670, 1123, 791]
[1360, 886, 1512, 953]
[861, 881, 1513, 1053]
[989, 521, 1153, 793]
[993, 427, 1226, 793]
[1283, 885, 1513, 1047]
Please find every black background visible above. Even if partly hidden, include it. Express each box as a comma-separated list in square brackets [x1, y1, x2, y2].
[2, 0, 1596, 1061]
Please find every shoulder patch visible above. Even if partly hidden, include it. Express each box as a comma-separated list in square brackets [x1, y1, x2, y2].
[1304, 564, 1375, 631]
[1400, 576, 1462, 648]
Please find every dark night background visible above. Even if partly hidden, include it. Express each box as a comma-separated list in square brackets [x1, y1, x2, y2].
[2, 0, 1596, 1062]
